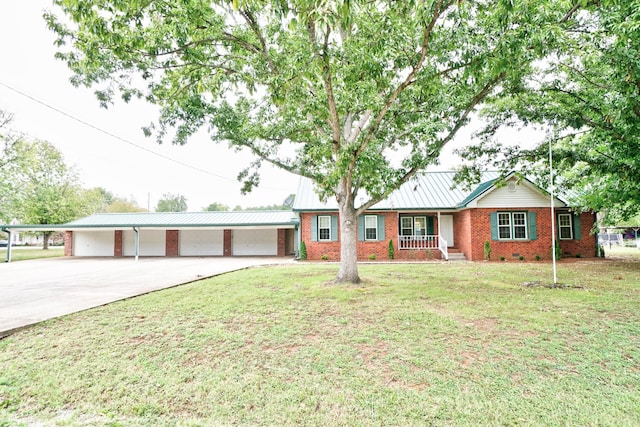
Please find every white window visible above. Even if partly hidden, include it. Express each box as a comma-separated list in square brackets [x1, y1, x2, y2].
[498, 212, 528, 240]
[498, 213, 512, 239]
[558, 214, 573, 240]
[318, 216, 331, 241]
[400, 216, 428, 236]
[513, 212, 527, 239]
[365, 215, 378, 240]
[400, 217, 413, 236]
[414, 217, 427, 236]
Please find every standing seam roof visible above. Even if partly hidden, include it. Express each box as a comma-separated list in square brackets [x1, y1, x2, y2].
[64, 211, 299, 227]
[292, 172, 500, 211]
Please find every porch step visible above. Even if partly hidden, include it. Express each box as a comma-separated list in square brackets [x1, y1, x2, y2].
[447, 252, 467, 262]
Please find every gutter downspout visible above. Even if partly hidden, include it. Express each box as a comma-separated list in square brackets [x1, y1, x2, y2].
[2, 228, 11, 263]
[133, 227, 139, 261]
[295, 218, 301, 259]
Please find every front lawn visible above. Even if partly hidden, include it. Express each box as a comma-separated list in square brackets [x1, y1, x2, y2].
[0, 247, 64, 262]
[1, 260, 639, 426]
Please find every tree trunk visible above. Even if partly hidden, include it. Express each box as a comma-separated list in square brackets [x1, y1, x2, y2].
[43, 231, 51, 250]
[335, 197, 361, 284]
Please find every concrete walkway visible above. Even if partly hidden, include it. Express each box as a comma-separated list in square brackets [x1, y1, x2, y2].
[0, 257, 293, 338]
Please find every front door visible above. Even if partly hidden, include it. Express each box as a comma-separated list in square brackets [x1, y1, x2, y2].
[440, 215, 454, 247]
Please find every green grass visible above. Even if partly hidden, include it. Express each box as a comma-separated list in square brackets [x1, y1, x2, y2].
[0, 247, 64, 262]
[1, 260, 640, 426]
[605, 244, 640, 259]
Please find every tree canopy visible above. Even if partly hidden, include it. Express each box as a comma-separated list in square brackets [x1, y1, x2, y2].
[11, 139, 89, 248]
[156, 193, 188, 212]
[457, 0, 640, 221]
[47, 0, 586, 282]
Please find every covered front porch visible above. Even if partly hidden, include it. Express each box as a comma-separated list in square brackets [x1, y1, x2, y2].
[396, 212, 456, 260]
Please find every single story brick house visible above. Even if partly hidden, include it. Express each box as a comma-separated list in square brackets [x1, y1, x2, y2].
[292, 171, 597, 261]
[2, 211, 298, 261]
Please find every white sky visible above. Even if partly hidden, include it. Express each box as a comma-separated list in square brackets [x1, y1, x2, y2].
[0, 2, 537, 212]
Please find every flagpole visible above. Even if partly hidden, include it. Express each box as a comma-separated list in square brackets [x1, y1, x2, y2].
[549, 134, 558, 285]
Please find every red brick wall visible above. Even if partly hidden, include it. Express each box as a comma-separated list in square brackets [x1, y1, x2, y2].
[466, 208, 597, 261]
[64, 231, 73, 256]
[166, 230, 179, 257]
[454, 211, 473, 259]
[300, 209, 596, 262]
[277, 229, 286, 256]
[114, 230, 123, 257]
[299, 212, 444, 261]
[223, 229, 232, 256]
[300, 213, 340, 260]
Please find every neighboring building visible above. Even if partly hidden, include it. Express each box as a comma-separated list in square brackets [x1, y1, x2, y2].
[292, 171, 597, 261]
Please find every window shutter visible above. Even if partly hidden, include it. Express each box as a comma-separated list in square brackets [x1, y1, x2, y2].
[427, 216, 434, 235]
[331, 215, 338, 242]
[357, 215, 364, 241]
[310, 216, 318, 242]
[573, 214, 582, 240]
[377, 215, 385, 241]
[528, 211, 537, 240]
[490, 212, 499, 240]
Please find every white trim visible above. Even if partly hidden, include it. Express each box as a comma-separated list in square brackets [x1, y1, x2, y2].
[558, 213, 573, 240]
[318, 215, 331, 241]
[364, 215, 378, 241]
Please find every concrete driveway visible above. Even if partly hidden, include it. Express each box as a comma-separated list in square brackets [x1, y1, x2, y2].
[0, 257, 293, 337]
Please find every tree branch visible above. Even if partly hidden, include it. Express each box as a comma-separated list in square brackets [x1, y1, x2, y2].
[240, 9, 279, 74]
[355, 0, 454, 159]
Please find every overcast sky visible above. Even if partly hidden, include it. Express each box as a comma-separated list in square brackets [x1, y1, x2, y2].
[0, 2, 537, 213]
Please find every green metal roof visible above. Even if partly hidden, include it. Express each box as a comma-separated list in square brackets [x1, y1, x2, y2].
[456, 178, 498, 208]
[2, 211, 299, 231]
[293, 171, 501, 211]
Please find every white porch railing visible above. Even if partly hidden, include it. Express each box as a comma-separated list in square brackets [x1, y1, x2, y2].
[438, 235, 448, 260]
[398, 235, 448, 260]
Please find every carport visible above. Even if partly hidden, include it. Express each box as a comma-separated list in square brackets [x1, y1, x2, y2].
[2, 211, 299, 262]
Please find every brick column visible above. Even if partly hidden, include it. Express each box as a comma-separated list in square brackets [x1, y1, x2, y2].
[223, 229, 232, 256]
[64, 231, 73, 256]
[277, 229, 286, 256]
[166, 230, 179, 256]
[114, 230, 123, 257]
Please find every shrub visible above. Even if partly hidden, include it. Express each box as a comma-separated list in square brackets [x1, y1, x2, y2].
[597, 245, 606, 257]
[368, 254, 376, 260]
[484, 240, 491, 260]
[321, 254, 329, 261]
[519, 255, 525, 261]
[299, 241, 307, 260]
[500, 256, 506, 261]
[387, 239, 395, 260]
[535, 254, 541, 261]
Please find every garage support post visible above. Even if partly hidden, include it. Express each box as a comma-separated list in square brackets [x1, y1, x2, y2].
[3, 229, 11, 263]
[133, 227, 139, 261]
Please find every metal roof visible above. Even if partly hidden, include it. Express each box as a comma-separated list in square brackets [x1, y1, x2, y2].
[293, 171, 500, 211]
[2, 211, 299, 231]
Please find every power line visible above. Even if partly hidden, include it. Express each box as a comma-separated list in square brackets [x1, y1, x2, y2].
[0, 80, 239, 183]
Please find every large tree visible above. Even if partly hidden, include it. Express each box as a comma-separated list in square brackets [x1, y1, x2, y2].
[47, 0, 582, 283]
[0, 111, 29, 222]
[18, 140, 89, 249]
[457, 0, 640, 221]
